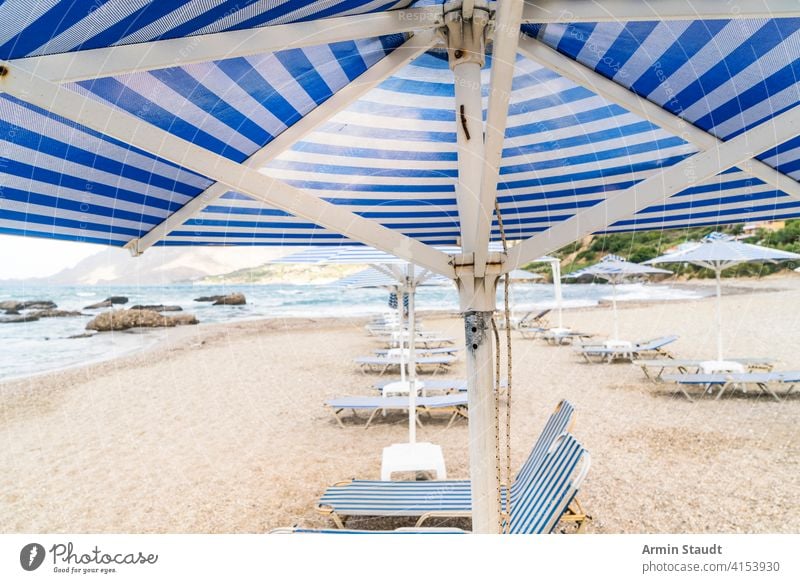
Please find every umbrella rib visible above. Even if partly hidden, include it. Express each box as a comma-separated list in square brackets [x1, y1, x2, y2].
[517, 35, 800, 204]
[128, 30, 438, 255]
[521, 0, 800, 23]
[503, 103, 800, 272]
[0, 61, 454, 277]
[3, 6, 445, 84]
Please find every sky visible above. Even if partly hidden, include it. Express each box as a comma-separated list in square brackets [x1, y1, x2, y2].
[0, 235, 102, 279]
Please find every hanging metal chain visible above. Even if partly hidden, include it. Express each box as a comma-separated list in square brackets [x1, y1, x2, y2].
[495, 198, 513, 533]
[489, 316, 505, 532]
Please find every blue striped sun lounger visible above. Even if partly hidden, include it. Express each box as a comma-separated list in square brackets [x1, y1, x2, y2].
[355, 355, 456, 375]
[317, 401, 587, 532]
[270, 527, 467, 534]
[577, 335, 678, 363]
[661, 371, 800, 402]
[326, 394, 469, 429]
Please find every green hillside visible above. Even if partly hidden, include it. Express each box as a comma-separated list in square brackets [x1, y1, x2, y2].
[522, 221, 800, 280]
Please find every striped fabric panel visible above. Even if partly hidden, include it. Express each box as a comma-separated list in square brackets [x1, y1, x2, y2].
[528, 19, 800, 170]
[0, 1, 416, 59]
[509, 433, 588, 534]
[2, 12, 799, 248]
[176, 34, 800, 246]
[0, 33, 408, 245]
[512, 400, 574, 486]
[317, 480, 475, 516]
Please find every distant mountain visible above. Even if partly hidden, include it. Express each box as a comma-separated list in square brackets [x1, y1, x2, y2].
[2, 247, 293, 286]
[197, 263, 365, 285]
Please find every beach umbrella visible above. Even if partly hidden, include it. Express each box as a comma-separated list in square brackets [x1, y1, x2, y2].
[3, 2, 800, 532]
[564, 255, 672, 341]
[506, 269, 542, 282]
[335, 266, 453, 444]
[646, 233, 800, 362]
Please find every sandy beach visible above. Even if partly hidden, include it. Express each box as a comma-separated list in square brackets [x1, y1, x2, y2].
[1, 276, 799, 534]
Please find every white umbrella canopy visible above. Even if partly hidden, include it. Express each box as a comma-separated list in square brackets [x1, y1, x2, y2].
[565, 254, 672, 340]
[645, 233, 800, 361]
[506, 269, 543, 282]
[295, 254, 455, 444]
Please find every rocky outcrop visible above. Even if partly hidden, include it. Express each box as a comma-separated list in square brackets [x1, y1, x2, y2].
[129, 304, 183, 312]
[194, 295, 223, 302]
[32, 309, 84, 318]
[0, 314, 41, 323]
[84, 296, 129, 309]
[0, 300, 57, 311]
[85, 309, 198, 332]
[194, 293, 246, 305]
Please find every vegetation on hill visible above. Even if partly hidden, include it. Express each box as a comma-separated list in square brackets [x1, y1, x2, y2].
[197, 263, 365, 285]
[522, 221, 800, 280]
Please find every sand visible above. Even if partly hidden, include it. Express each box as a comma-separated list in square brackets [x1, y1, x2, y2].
[1, 277, 799, 533]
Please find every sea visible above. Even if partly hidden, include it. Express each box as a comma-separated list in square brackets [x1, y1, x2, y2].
[0, 282, 706, 382]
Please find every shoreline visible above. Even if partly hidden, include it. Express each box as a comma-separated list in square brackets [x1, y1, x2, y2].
[1, 276, 792, 387]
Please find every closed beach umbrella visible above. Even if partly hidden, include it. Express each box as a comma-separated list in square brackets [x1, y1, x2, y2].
[565, 255, 672, 341]
[646, 233, 800, 361]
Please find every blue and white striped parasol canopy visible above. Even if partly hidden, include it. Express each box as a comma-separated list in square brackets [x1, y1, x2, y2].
[1, 1, 799, 261]
[3, 0, 800, 533]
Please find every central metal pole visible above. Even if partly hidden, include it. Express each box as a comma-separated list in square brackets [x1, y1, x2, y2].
[462, 299, 500, 534]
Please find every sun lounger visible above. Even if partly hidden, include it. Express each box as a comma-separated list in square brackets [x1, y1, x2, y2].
[516, 309, 551, 330]
[317, 401, 586, 531]
[318, 432, 589, 533]
[518, 326, 548, 339]
[577, 335, 678, 363]
[661, 371, 800, 402]
[326, 394, 469, 428]
[540, 329, 595, 345]
[270, 527, 467, 534]
[373, 346, 462, 357]
[373, 378, 467, 394]
[355, 355, 455, 375]
[634, 358, 776, 382]
[374, 336, 456, 349]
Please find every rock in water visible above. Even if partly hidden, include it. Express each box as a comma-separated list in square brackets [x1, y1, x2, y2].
[84, 300, 113, 309]
[212, 293, 246, 306]
[86, 310, 198, 331]
[32, 309, 83, 318]
[194, 295, 224, 302]
[130, 305, 183, 312]
[194, 293, 246, 305]
[84, 296, 129, 309]
[0, 300, 57, 310]
[0, 314, 41, 323]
